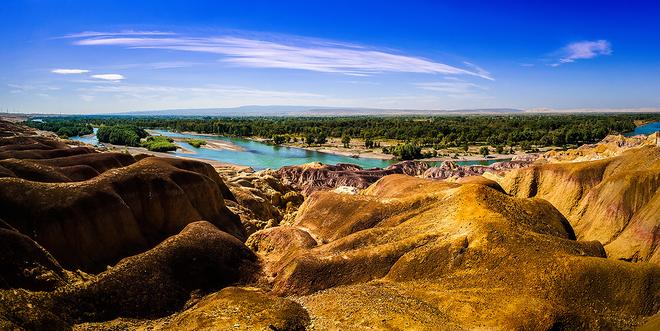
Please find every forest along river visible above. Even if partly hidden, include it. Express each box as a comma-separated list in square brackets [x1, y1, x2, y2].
[71, 128, 510, 170]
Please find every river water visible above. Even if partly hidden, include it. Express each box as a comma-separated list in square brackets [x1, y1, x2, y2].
[71, 128, 510, 170]
[625, 121, 660, 137]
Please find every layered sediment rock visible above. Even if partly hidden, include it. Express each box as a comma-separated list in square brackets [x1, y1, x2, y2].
[500, 145, 660, 263]
[422, 160, 532, 180]
[1, 221, 259, 329]
[2, 120, 659, 329]
[0, 121, 243, 272]
[274, 160, 430, 195]
[542, 133, 658, 163]
[248, 174, 659, 329]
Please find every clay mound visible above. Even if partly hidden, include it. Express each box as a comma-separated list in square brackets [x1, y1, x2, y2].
[0, 219, 73, 291]
[0, 120, 37, 137]
[0, 135, 69, 151]
[246, 174, 659, 329]
[146, 287, 308, 330]
[0, 159, 74, 182]
[500, 145, 660, 263]
[455, 175, 505, 192]
[0, 146, 97, 160]
[0, 221, 260, 328]
[0, 151, 138, 182]
[34, 152, 136, 172]
[0, 156, 245, 272]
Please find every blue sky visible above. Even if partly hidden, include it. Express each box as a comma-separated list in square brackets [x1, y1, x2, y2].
[2, 0, 660, 113]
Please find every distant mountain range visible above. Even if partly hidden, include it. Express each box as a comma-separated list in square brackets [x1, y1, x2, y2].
[114, 105, 525, 116]
[7, 106, 659, 117]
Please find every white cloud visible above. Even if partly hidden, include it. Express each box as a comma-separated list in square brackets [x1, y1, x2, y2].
[52, 68, 89, 74]
[91, 74, 125, 81]
[68, 31, 494, 80]
[553, 40, 612, 66]
[60, 30, 176, 39]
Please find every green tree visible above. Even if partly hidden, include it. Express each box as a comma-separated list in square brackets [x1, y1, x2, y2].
[305, 133, 315, 146]
[316, 133, 327, 145]
[479, 146, 489, 157]
[341, 135, 351, 148]
[391, 143, 422, 160]
[272, 134, 286, 145]
[364, 137, 374, 148]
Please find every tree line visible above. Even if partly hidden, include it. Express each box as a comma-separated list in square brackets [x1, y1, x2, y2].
[25, 120, 93, 138]
[25, 114, 658, 152]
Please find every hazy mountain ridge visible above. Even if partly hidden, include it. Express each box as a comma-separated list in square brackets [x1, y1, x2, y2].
[114, 106, 525, 117]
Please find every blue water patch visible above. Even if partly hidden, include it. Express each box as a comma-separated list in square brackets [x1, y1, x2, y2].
[625, 121, 660, 137]
[69, 128, 511, 170]
[150, 129, 395, 170]
[70, 128, 99, 145]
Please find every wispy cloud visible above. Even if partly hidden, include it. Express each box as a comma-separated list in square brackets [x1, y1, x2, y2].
[51, 68, 89, 74]
[67, 31, 494, 80]
[91, 74, 125, 81]
[552, 40, 612, 66]
[8, 83, 60, 93]
[414, 80, 488, 99]
[60, 30, 176, 39]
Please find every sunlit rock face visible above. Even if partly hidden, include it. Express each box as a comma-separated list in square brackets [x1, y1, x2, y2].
[244, 174, 658, 329]
[500, 145, 660, 263]
[0, 121, 243, 272]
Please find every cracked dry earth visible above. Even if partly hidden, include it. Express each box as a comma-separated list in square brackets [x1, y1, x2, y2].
[0, 120, 659, 330]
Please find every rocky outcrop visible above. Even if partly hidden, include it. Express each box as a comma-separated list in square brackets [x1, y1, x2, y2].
[247, 174, 659, 329]
[0, 221, 260, 329]
[218, 168, 304, 235]
[422, 160, 532, 180]
[499, 145, 660, 263]
[274, 160, 430, 195]
[3, 119, 659, 329]
[0, 219, 75, 291]
[542, 133, 658, 163]
[0, 121, 243, 272]
[0, 157, 244, 272]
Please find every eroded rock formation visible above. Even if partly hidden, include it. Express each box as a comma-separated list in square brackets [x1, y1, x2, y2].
[1, 120, 659, 330]
[274, 160, 431, 195]
[499, 145, 660, 263]
[249, 174, 658, 329]
[0, 121, 243, 272]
